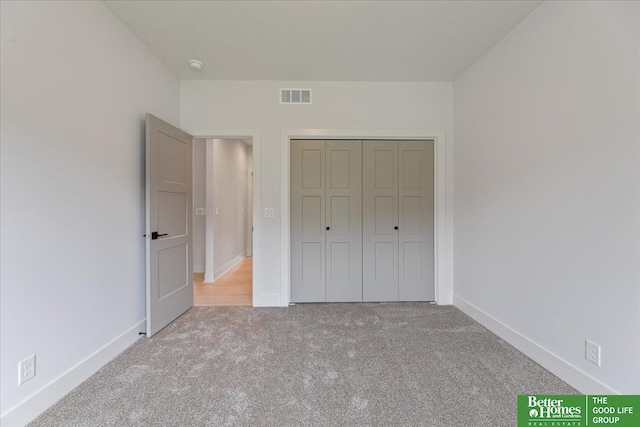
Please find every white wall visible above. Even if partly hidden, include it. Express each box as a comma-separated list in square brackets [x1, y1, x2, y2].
[193, 139, 207, 273]
[0, 1, 179, 421]
[453, 1, 640, 393]
[181, 81, 453, 302]
[212, 139, 249, 276]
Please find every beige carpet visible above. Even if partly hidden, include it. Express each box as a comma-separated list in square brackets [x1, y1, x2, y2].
[30, 304, 576, 426]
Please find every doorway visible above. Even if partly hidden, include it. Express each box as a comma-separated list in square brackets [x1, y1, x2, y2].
[193, 137, 254, 306]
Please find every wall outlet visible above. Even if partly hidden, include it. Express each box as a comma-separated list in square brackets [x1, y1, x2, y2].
[585, 340, 601, 366]
[18, 355, 36, 385]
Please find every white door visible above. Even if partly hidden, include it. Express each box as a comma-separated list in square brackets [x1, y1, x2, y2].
[290, 140, 326, 302]
[145, 114, 193, 336]
[398, 141, 435, 301]
[325, 140, 362, 302]
[363, 140, 399, 301]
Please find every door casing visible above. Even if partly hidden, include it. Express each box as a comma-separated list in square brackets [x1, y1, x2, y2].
[281, 128, 451, 307]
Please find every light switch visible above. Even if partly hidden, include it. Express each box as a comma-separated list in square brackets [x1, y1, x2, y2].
[264, 208, 275, 218]
[215, 208, 219, 216]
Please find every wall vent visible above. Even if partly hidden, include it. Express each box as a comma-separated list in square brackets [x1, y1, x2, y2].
[280, 88, 312, 104]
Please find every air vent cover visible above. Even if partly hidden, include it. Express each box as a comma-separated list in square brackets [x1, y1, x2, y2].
[280, 88, 312, 104]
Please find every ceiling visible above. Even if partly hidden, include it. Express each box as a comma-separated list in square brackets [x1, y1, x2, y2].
[102, 0, 541, 82]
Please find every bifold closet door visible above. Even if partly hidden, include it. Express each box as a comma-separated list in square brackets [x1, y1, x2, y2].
[291, 140, 326, 302]
[362, 141, 399, 301]
[398, 140, 435, 301]
[291, 140, 363, 302]
[363, 140, 435, 302]
[325, 140, 362, 302]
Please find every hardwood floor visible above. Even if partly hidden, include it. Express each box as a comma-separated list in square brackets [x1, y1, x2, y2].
[194, 257, 252, 306]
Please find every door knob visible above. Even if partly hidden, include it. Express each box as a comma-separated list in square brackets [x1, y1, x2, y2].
[151, 231, 168, 240]
[326, 226, 330, 231]
[394, 226, 399, 230]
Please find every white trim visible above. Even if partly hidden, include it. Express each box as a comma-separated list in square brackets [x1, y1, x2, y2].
[213, 253, 247, 281]
[280, 128, 452, 307]
[453, 294, 620, 394]
[0, 320, 145, 427]
[183, 129, 261, 308]
[254, 294, 282, 307]
[204, 139, 215, 283]
[246, 168, 253, 257]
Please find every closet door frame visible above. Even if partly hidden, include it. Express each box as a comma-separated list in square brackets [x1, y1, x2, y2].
[282, 129, 449, 307]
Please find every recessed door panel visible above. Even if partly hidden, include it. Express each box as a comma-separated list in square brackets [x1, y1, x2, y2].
[402, 242, 422, 281]
[158, 244, 189, 300]
[158, 191, 188, 238]
[329, 242, 350, 281]
[302, 243, 322, 281]
[158, 131, 188, 185]
[374, 150, 395, 189]
[326, 140, 362, 302]
[363, 141, 398, 301]
[302, 196, 322, 235]
[402, 196, 422, 235]
[330, 150, 350, 189]
[375, 196, 394, 234]
[402, 151, 422, 189]
[399, 140, 434, 301]
[375, 243, 395, 281]
[329, 196, 350, 235]
[302, 150, 322, 189]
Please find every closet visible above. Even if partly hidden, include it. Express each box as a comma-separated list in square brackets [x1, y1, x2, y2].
[291, 139, 434, 303]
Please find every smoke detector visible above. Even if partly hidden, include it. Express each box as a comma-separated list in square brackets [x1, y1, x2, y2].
[188, 60, 203, 71]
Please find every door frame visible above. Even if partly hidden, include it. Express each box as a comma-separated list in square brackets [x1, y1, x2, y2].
[189, 129, 263, 307]
[281, 129, 452, 306]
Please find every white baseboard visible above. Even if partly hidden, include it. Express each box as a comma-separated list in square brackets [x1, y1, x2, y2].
[213, 252, 246, 281]
[0, 320, 146, 427]
[453, 294, 619, 395]
[255, 293, 286, 307]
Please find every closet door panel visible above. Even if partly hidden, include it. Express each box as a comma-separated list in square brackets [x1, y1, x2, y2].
[398, 140, 435, 301]
[363, 140, 399, 301]
[291, 140, 326, 302]
[325, 140, 362, 302]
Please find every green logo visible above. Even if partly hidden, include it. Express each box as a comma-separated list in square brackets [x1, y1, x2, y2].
[518, 395, 640, 427]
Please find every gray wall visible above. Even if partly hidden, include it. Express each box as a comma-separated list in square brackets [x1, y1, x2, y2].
[213, 139, 249, 276]
[0, 0, 180, 415]
[453, 1, 640, 393]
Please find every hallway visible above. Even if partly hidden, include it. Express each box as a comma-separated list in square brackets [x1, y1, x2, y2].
[194, 257, 252, 306]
